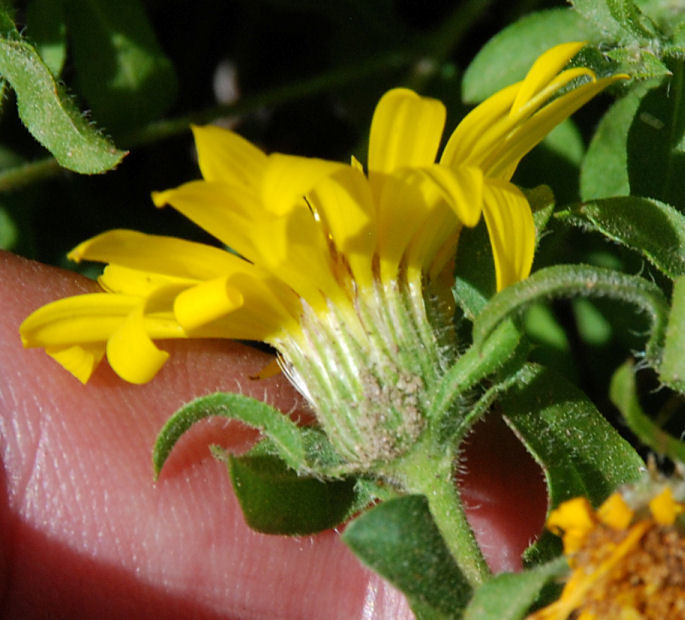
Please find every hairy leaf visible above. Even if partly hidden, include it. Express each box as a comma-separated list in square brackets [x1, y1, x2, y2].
[153, 392, 307, 476]
[342, 495, 472, 619]
[473, 264, 669, 369]
[501, 364, 645, 509]
[0, 8, 125, 173]
[567, 196, 685, 278]
[463, 557, 567, 620]
[218, 451, 356, 535]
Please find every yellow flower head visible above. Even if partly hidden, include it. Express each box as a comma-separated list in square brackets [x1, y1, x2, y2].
[529, 483, 685, 620]
[20, 43, 621, 465]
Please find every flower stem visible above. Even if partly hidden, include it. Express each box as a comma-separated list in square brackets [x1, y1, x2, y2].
[388, 441, 491, 586]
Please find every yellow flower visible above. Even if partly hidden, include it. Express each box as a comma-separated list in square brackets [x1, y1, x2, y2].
[20, 42, 621, 464]
[528, 484, 685, 620]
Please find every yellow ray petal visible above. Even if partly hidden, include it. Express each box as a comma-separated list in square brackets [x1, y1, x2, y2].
[482, 179, 535, 291]
[261, 153, 347, 216]
[486, 75, 625, 179]
[192, 124, 267, 188]
[174, 277, 244, 332]
[375, 171, 436, 281]
[308, 166, 376, 287]
[45, 343, 105, 384]
[106, 304, 170, 384]
[413, 165, 483, 227]
[368, 88, 446, 176]
[20, 293, 186, 348]
[440, 82, 521, 169]
[152, 181, 266, 261]
[510, 41, 586, 115]
[98, 264, 194, 297]
[70, 229, 254, 282]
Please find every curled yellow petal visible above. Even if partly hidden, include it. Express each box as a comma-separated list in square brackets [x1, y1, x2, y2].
[106, 304, 170, 384]
[174, 277, 244, 331]
[482, 179, 535, 291]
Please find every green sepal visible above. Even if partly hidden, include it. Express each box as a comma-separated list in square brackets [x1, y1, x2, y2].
[501, 364, 645, 511]
[463, 557, 568, 620]
[214, 449, 356, 536]
[610, 359, 685, 461]
[342, 495, 472, 619]
[472, 264, 669, 370]
[0, 8, 126, 173]
[153, 391, 307, 477]
[565, 196, 685, 278]
[64, 0, 178, 135]
[461, 8, 593, 103]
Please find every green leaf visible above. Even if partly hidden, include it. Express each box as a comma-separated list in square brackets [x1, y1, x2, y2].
[26, 0, 67, 76]
[580, 86, 646, 200]
[566, 196, 685, 278]
[501, 364, 645, 509]
[627, 63, 685, 209]
[472, 264, 670, 369]
[610, 359, 685, 460]
[462, 8, 594, 103]
[218, 451, 356, 535]
[342, 495, 472, 619]
[463, 557, 568, 620]
[153, 392, 307, 477]
[0, 9, 126, 173]
[64, 0, 178, 134]
[660, 275, 685, 392]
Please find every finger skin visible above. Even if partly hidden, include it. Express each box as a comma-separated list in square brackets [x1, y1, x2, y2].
[0, 251, 545, 618]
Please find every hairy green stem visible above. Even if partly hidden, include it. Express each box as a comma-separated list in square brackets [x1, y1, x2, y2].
[388, 442, 491, 586]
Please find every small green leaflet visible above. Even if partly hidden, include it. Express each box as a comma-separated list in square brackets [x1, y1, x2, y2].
[0, 8, 125, 173]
